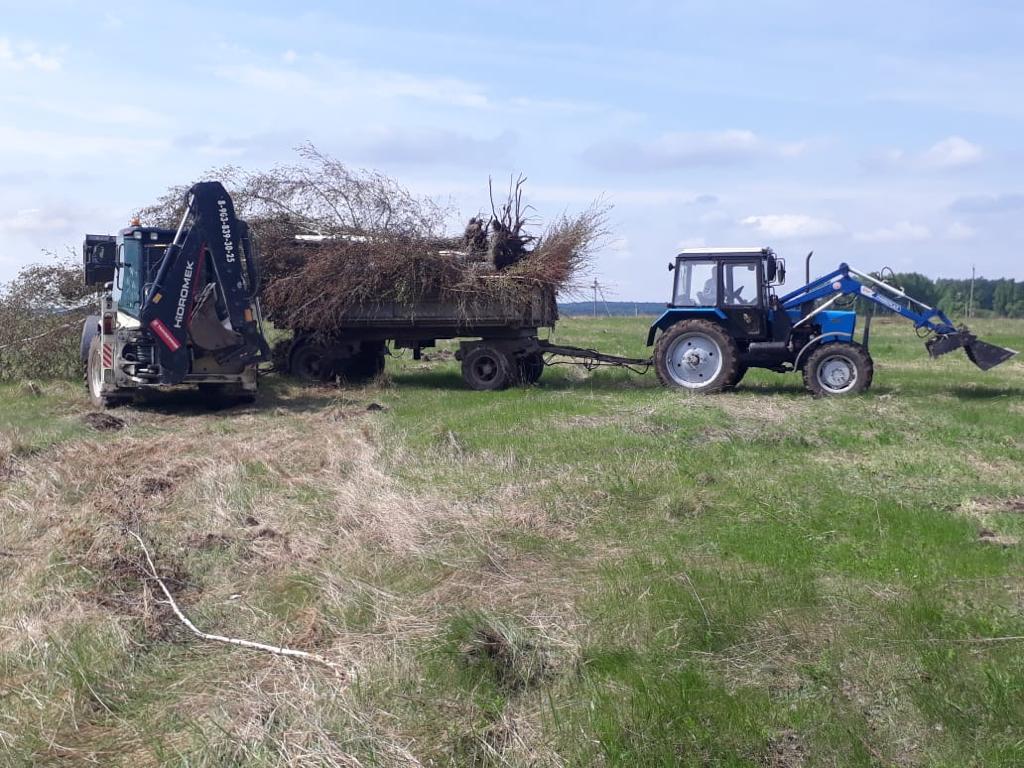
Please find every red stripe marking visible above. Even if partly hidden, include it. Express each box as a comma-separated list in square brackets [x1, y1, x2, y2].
[102, 343, 112, 367]
[149, 318, 182, 351]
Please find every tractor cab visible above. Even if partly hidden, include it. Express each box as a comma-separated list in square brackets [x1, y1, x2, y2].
[667, 247, 785, 341]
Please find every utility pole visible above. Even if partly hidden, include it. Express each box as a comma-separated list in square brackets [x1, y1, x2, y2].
[592, 278, 599, 317]
[967, 265, 976, 319]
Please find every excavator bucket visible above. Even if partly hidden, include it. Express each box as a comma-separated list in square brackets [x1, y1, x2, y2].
[926, 328, 1018, 371]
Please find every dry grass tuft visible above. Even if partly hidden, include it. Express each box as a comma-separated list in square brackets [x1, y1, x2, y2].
[460, 614, 554, 693]
[0, 390, 586, 762]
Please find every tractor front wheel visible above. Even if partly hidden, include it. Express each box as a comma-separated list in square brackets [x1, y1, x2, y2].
[654, 319, 739, 392]
[802, 342, 873, 396]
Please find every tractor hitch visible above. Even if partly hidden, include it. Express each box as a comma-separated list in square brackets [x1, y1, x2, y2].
[926, 327, 1017, 371]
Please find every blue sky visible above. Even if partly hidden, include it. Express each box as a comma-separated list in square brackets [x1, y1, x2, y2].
[1, 0, 1022, 298]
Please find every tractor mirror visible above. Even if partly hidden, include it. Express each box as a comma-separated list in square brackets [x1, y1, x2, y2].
[777, 260, 786, 284]
[667, 262, 675, 271]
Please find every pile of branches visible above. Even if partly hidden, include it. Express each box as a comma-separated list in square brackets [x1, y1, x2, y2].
[140, 146, 607, 331]
[0, 253, 93, 380]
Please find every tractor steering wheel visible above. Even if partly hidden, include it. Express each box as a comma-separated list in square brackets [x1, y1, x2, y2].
[726, 285, 747, 304]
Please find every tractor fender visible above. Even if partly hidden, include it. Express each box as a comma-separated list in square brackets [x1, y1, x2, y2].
[80, 315, 101, 365]
[793, 332, 854, 370]
[646, 308, 727, 346]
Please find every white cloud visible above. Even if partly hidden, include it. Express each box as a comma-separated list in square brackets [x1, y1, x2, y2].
[0, 38, 61, 72]
[741, 214, 843, 239]
[217, 59, 490, 110]
[0, 208, 74, 235]
[854, 221, 931, 243]
[0, 126, 167, 160]
[866, 136, 983, 172]
[920, 136, 983, 169]
[947, 221, 976, 240]
[282, 50, 299, 64]
[583, 129, 811, 172]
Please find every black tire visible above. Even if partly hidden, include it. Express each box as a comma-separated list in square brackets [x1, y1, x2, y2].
[802, 342, 873, 396]
[725, 364, 748, 389]
[462, 346, 512, 391]
[289, 340, 333, 383]
[516, 352, 545, 385]
[339, 343, 386, 384]
[80, 315, 100, 366]
[654, 319, 739, 392]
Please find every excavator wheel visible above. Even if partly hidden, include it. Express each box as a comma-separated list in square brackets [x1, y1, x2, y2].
[86, 337, 125, 409]
[654, 319, 739, 393]
[802, 342, 873, 396]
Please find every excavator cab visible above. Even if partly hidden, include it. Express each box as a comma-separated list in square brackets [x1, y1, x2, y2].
[109, 228, 175, 318]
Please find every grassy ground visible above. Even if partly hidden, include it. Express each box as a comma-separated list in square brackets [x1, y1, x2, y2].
[1, 316, 1023, 766]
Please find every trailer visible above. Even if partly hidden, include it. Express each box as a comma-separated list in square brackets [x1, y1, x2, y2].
[279, 286, 559, 390]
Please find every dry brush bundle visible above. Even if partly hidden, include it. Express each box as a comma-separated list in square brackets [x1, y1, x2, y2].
[138, 146, 606, 330]
[0, 252, 93, 380]
[235, 151, 608, 330]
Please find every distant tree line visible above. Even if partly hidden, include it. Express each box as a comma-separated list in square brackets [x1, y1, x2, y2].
[877, 273, 1024, 318]
[562, 274, 1024, 319]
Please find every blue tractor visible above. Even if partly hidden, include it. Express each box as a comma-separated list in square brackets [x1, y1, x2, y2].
[647, 247, 1016, 395]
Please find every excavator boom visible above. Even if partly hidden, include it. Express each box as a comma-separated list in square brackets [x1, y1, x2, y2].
[140, 182, 269, 384]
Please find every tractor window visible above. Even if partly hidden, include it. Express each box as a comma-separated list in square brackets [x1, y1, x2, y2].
[723, 262, 760, 307]
[674, 260, 718, 306]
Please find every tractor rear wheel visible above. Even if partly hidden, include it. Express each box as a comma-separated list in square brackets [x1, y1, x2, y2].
[802, 342, 873, 396]
[725, 364, 748, 389]
[655, 319, 739, 392]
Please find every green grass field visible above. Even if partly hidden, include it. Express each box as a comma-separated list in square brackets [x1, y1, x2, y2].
[1, 316, 1023, 766]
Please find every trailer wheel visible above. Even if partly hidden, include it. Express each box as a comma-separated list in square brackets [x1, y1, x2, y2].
[802, 342, 873, 396]
[654, 319, 739, 392]
[340, 343, 386, 383]
[289, 340, 333, 382]
[462, 346, 512, 391]
[516, 352, 545, 385]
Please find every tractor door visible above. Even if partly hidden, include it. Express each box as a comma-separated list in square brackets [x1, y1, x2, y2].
[719, 260, 767, 339]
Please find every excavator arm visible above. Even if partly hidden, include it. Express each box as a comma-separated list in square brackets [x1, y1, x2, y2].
[779, 263, 1017, 371]
[140, 181, 269, 384]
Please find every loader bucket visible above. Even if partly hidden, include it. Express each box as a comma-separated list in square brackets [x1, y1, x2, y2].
[926, 328, 1018, 371]
[964, 338, 1018, 371]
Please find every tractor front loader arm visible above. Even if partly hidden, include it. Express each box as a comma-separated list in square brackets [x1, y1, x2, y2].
[780, 264, 1016, 370]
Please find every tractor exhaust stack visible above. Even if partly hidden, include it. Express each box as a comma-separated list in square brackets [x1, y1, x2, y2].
[926, 328, 1017, 371]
